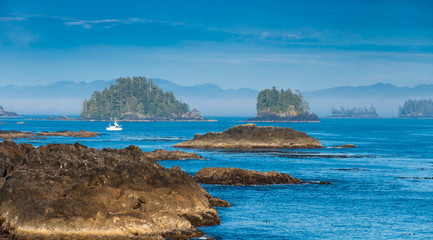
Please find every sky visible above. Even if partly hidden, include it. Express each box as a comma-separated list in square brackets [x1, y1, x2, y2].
[0, 0, 432, 91]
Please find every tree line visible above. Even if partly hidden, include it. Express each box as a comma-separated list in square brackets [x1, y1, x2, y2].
[331, 106, 378, 118]
[256, 87, 309, 114]
[399, 99, 433, 118]
[81, 77, 190, 119]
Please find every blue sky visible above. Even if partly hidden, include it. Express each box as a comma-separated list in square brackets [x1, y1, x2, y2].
[0, 0, 432, 91]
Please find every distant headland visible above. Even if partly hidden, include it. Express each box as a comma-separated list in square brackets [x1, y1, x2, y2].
[0, 105, 19, 117]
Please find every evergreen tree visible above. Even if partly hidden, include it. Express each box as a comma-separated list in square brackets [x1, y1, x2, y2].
[399, 99, 433, 118]
[81, 77, 191, 119]
[256, 87, 309, 114]
[331, 105, 378, 117]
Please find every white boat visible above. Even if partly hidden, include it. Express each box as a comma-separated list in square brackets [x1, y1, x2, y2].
[106, 120, 122, 131]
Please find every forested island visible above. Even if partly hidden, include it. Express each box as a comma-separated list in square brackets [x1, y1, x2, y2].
[81, 77, 205, 121]
[247, 87, 319, 122]
[0, 105, 19, 117]
[330, 106, 378, 118]
[399, 99, 433, 118]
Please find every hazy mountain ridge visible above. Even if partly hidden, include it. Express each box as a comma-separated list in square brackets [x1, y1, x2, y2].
[304, 83, 433, 117]
[151, 79, 258, 98]
[0, 80, 116, 99]
[305, 83, 433, 99]
[1, 80, 432, 117]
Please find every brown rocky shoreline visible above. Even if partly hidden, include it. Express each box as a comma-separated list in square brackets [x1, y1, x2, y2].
[195, 167, 304, 185]
[0, 141, 227, 240]
[0, 130, 99, 140]
[174, 123, 323, 149]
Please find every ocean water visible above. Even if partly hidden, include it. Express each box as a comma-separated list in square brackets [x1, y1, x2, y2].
[1, 116, 433, 239]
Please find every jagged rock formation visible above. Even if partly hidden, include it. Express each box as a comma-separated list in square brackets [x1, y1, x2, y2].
[174, 123, 323, 149]
[0, 130, 99, 140]
[194, 167, 303, 185]
[0, 141, 225, 239]
[0, 106, 19, 117]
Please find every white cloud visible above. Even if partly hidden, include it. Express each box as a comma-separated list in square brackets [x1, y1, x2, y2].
[0, 14, 198, 30]
[62, 17, 197, 29]
[0, 16, 26, 22]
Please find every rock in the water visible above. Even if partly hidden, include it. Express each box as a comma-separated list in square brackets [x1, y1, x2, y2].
[174, 123, 323, 149]
[0, 130, 34, 140]
[37, 129, 99, 138]
[194, 167, 304, 185]
[331, 144, 357, 148]
[0, 130, 99, 139]
[0, 141, 225, 239]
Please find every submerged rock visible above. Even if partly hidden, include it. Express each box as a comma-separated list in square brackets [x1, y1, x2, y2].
[0, 141, 225, 239]
[174, 123, 323, 149]
[194, 167, 304, 185]
[331, 144, 357, 148]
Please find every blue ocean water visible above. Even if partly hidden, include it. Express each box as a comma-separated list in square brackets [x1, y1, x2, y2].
[1, 116, 433, 239]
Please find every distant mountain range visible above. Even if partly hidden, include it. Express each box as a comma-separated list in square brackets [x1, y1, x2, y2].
[304, 83, 433, 117]
[0, 80, 432, 117]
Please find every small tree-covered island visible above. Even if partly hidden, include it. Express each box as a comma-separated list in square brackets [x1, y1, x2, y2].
[399, 99, 433, 118]
[247, 87, 319, 122]
[81, 77, 205, 121]
[330, 106, 378, 118]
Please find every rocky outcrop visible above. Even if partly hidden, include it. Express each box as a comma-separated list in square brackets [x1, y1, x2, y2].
[0, 106, 19, 117]
[0, 141, 226, 239]
[37, 130, 99, 138]
[174, 123, 323, 149]
[194, 167, 304, 185]
[0, 130, 33, 140]
[0, 130, 99, 139]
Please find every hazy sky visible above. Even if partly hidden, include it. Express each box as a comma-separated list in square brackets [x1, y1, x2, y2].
[1, 0, 432, 91]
